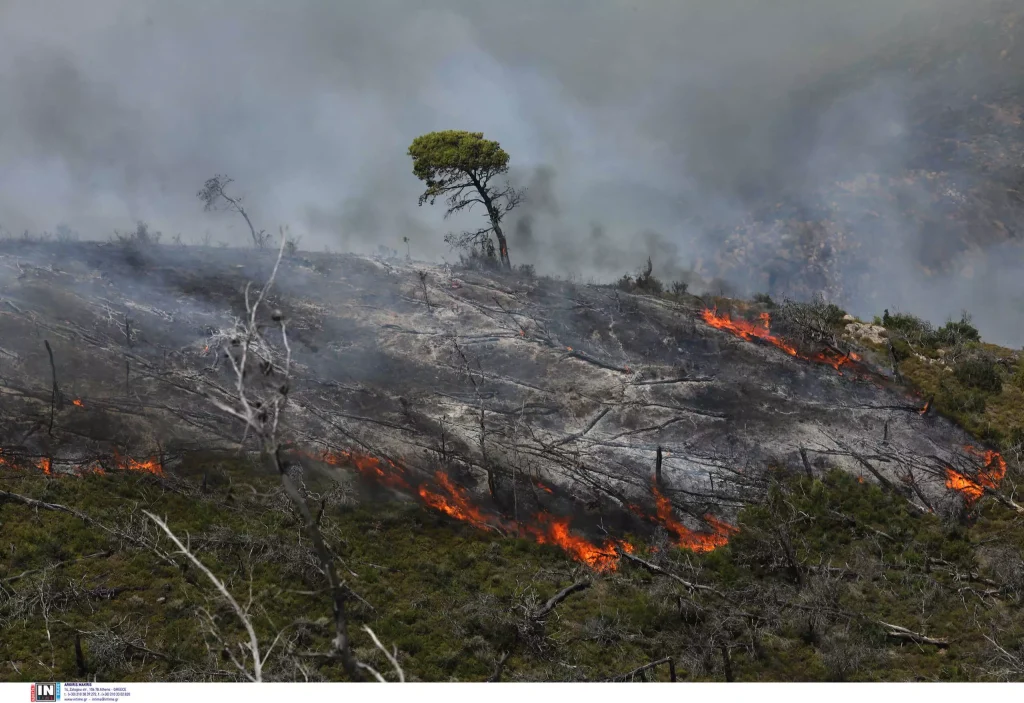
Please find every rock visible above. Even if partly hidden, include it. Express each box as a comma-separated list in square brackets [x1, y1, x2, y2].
[845, 321, 888, 345]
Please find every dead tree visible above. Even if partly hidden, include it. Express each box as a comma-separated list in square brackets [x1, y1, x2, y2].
[199, 234, 400, 681]
[197, 175, 271, 249]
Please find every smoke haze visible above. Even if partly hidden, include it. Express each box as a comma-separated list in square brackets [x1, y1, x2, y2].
[1, 0, 1023, 343]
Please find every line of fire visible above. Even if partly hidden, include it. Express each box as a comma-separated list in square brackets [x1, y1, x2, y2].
[0, 306, 1005, 572]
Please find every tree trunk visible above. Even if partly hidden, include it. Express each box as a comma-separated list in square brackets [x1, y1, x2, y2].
[492, 223, 511, 269]
[473, 175, 512, 270]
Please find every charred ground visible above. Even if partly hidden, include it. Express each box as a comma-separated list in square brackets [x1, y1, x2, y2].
[1, 239, 1023, 681]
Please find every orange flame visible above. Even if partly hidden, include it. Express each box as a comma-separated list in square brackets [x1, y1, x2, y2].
[523, 514, 633, 572]
[2, 450, 158, 476]
[320, 449, 412, 490]
[312, 448, 737, 570]
[314, 450, 654, 570]
[111, 451, 163, 475]
[418, 471, 498, 529]
[702, 308, 799, 356]
[919, 399, 931, 415]
[72, 399, 84, 407]
[944, 446, 1006, 507]
[643, 484, 737, 552]
[701, 308, 864, 375]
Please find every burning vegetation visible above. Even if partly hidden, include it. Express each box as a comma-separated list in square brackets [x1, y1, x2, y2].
[1, 441, 739, 572]
[700, 308, 862, 373]
[0, 448, 164, 477]
[944, 446, 1008, 508]
[320, 449, 736, 572]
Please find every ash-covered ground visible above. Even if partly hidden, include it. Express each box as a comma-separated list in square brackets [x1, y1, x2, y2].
[0, 242, 986, 532]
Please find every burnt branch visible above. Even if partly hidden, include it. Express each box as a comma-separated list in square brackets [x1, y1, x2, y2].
[619, 550, 726, 598]
[197, 175, 271, 249]
[877, 620, 950, 648]
[603, 656, 677, 682]
[43, 340, 60, 435]
[533, 580, 591, 621]
[198, 234, 394, 680]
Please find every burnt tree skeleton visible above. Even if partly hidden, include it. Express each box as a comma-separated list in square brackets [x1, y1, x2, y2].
[197, 175, 272, 250]
[168, 234, 402, 682]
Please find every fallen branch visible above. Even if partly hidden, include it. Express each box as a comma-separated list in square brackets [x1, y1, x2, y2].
[986, 487, 1024, 516]
[356, 625, 406, 683]
[144, 510, 266, 681]
[877, 620, 949, 648]
[603, 656, 676, 682]
[619, 550, 724, 597]
[0, 490, 160, 556]
[533, 580, 591, 621]
[43, 339, 60, 435]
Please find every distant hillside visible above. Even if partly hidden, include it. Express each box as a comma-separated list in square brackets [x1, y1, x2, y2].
[707, 0, 1024, 339]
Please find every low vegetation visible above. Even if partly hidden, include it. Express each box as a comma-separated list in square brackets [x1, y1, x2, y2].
[2, 460, 1022, 682]
[2, 251, 1024, 682]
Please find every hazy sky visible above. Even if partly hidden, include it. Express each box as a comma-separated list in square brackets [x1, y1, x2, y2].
[1, 0, 1020, 340]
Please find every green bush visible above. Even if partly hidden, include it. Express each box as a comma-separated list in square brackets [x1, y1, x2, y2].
[881, 309, 934, 345]
[953, 354, 1002, 393]
[932, 313, 980, 346]
[938, 375, 988, 413]
[617, 257, 664, 295]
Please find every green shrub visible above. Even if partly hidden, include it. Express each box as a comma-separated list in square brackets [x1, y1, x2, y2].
[881, 309, 934, 345]
[617, 258, 663, 295]
[933, 312, 980, 347]
[938, 376, 988, 413]
[953, 354, 1002, 393]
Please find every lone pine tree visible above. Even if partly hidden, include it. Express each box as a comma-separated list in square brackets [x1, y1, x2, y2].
[408, 130, 522, 269]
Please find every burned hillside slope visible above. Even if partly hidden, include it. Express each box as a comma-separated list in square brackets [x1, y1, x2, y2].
[0, 243, 996, 536]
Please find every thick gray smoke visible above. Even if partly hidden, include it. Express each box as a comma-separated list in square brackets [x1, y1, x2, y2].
[1, 0, 1022, 343]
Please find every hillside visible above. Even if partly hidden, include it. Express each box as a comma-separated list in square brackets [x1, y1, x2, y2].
[703, 0, 1024, 341]
[1, 240, 1022, 682]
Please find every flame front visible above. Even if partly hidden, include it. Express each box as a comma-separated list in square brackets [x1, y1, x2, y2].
[524, 514, 633, 572]
[701, 308, 799, 356]
[644, 484, 737, 552]
[701, 308, 864, 374]
[319, 449, 734, 571]
[945, 445, 1007, 507]
[320, 449, 411, 490]
[4, 437, 735, 571]
[418, 471, 499, 530]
